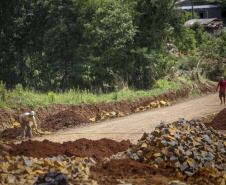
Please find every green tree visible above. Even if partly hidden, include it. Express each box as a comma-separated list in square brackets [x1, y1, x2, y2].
[83, 0, 137, 90]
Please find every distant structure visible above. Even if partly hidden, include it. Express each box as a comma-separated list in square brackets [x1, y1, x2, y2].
[177, 0, 222, 19]
[185, 18, 223, 36]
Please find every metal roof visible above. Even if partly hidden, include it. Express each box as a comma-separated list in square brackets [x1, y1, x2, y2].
[179, 4, 221, 9]
[185, 18, 222, 27]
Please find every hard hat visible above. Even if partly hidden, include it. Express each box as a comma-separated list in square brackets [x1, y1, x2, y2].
[220, 76, 224, 79]
[30, 111, 35, 116]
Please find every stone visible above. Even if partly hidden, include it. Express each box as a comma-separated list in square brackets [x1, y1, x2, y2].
[175, 162, 181, 168]
[23, 157, 35, 167]
[163, 135, 176, 142]
[126, 148, 132, 156]
[43, 159, 52, 167]
[187, 158, 194, 168]
[21, 166, 32, 174]
[215, 165, 223, 171]
[161, 148, 168, 156]
[141, 142, 148, 149]
[174, 149, 180, 156]
[178, 155, 187, 163]
[140, 132, 148, 140]
[168, 180, 188, 185]
[1, 151, 9, 157]
[54, 160, 63, 168]
[147, 145, 155, 151]
[180, 161, 189, 172]
[166, 152, 173, 158]
[4, 156, 10, 162]
[170, 155, 178, 164]
[155, 157, 163, 164]
[164, 128, 170, 135]
[153, 130, 160, 137]
[204, 161, 214, 168]
[168, 142, 177, 147]
[32, 165, 43, 172]
[185, 150, 192, 157]
[158, 161, 167, 169]
[0, 162, 10, 173]
[5, 175, 16, 184]
[206, 130, 211, 136]
[131, 153, 140, 161]
[153, 153, 162, 158]
[193, 163, 199, 171]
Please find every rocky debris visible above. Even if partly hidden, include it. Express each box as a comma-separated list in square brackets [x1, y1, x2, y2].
[186, 167, 226, 185]
[0, 155, 97, 185]
[103, 152, 129, 164]
[168, 180, 188, 185]
[90, 100, 170, 122]
[135, 100, 170, 112]
[127, 118, 226, 176]
[90, 111, 124, 122]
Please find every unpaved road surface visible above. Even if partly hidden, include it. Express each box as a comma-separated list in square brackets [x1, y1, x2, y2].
[31, 93, 225, 144]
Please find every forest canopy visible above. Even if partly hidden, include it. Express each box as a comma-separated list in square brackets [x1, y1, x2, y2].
[1, 0, 225, 92]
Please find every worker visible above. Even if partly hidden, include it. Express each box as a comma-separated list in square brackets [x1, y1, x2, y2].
[216, 76, 226, 105]
[19, 111, 38, 138]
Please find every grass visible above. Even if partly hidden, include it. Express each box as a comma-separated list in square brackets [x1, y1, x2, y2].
[0, 76, 208, 110]
[189, 93, 201, 98]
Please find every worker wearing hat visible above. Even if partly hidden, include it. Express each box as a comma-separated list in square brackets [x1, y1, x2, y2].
[216, 76, 226, 105]
[19, 111, 38, 138]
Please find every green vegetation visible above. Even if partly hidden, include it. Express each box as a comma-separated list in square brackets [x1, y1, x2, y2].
[1, 0, 225, 110]
[1, 79, 181, 108]
[0, 71, 214, 110]
[189, 93, 201, 99]
[0, 0, 196, 92]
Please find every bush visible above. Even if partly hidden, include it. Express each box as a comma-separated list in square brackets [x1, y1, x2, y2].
[15, 84, 24, 95]
[177, 27, 196, 53]
[48, 92, 56, 103]
[0, 81, 7, 102]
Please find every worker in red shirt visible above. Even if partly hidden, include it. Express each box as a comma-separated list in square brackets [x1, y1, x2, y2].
[216, 76, 226, 105]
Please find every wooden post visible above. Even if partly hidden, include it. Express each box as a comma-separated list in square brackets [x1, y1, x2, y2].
[191, 0, 194, 19]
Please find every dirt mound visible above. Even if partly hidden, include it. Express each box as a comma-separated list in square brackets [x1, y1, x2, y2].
[0, 127, 40, 141]
[42, 110, 91, 131]
[204, 108, 226, 130]
[4, 138, 133, 162]
[91, 159, 175, 185]
[0, 127, 22, 141]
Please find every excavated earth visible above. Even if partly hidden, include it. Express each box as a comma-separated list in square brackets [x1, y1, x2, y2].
[1, 81, 225, 185]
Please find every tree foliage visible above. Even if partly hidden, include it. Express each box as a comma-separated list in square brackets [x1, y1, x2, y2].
[1, 0, 196, 91]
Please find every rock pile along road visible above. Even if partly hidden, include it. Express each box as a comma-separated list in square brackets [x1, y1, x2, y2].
[29, 93, 225, 144]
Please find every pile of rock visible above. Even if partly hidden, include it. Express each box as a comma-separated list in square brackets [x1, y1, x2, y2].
[135, 100, 171, 112]
[90, 100, 170, 122]
[0, 154, 97, 185]
[127, 118, 226, 176]
[90, 111, 125, 121]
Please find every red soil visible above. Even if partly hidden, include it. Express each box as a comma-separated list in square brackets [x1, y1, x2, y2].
[204, 108, 226, 130]
[3, 138, 133, 163]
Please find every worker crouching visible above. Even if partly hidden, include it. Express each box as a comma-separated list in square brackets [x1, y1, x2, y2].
[19, 111, 38, 138]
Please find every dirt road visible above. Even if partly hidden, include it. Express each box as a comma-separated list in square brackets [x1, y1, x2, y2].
[31, 93, 225, 144]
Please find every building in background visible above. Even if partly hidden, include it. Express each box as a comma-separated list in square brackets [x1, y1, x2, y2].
[178, 0, 222, 19]
[185, 18, 223, 36]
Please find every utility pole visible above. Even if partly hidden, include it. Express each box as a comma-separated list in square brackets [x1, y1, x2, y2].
[191, 0, 194, 19]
